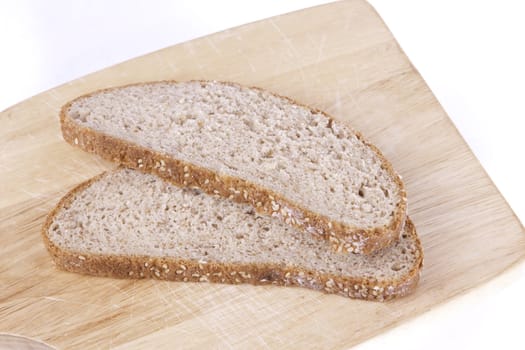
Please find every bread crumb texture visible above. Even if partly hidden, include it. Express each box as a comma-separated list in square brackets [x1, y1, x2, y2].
[66, 81, 402, 230]
[45, 169, 422, 301]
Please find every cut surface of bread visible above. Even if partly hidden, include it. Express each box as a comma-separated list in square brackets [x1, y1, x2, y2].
[60, 80, 406, 254]
[42, 168, 422, 301]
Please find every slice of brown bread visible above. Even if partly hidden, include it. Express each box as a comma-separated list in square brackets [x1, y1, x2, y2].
[60, 80, 406, 254]
[42, 168, 422, 301]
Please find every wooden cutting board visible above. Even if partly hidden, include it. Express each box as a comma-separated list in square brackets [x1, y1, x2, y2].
[1, 1, 524, 348]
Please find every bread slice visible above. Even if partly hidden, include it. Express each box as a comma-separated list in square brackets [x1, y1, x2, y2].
[42, 168, 422, 301]
[60, 80, 406, 254]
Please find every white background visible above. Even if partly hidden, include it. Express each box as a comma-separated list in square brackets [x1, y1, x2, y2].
[1, 1, 523, 349]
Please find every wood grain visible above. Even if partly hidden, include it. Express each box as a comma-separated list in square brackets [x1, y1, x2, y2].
[1, 1, 523, 348]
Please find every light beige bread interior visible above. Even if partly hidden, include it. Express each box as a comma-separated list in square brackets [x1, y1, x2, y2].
[42, 168, 422, 301]
[60, 80, 407, 254]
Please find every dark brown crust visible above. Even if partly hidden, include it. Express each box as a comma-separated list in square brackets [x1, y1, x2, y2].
[41, 171, 422, 301]
[59, 80, 407, 255]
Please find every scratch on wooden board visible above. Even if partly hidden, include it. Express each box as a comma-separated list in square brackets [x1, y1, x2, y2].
[316, 34, 327, 64]
[0, 139, 11, 157]
[326, 78, 364, 117]
[49, 90, 62, 101]
[326, 89, 344, 116]
[34, 177, 51, 184]
[256, 334, 271, 350]
[201, 316, 235, 350]
[153, 53, 174, 75]
[43, 296, 65, 302]
[153, 283, 173, 313]
[26, 132, 36, 141]
[92, 154, 112, 170]
[170, 288, 197, 317]
[129, 280, 136, 323]
[268, 18, 308, 87]
[163, 280, 178, 298]
[161, 53, 183, 73]
[162, 283, 193, 324]
[64, 76, 87, 89]
[158, 53, 179, 75]
[233, 47, 257, 74]
[268, 18, 296, 55]
[351, 63, 362, 89]
[21, 189, 44, 199]
[183, 40, 197, 56]
[42, 295, 120, 310]
[174, 287, 234, 340]
[118, 69, 129, 78]
[104, 282, 132, 310]
[42, 296, 113, 308]
[258, 333, 286, 348]
[63, 161, 94, 179]
[42, 100, 59, 111]
[206, 37, 221, 55]
[196, 62, 210, 74]
[33, 206, 51, 214]
[309, 310, 341, 340]
[348, 92, 364, 115]
[0, 154, 14, 172]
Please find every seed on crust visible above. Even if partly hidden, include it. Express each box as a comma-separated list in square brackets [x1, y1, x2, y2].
[239, 271, 251, 279]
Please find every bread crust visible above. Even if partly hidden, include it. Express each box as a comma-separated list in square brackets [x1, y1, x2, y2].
[59, 80, 407, 255]
[41, 172, 422, 301]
